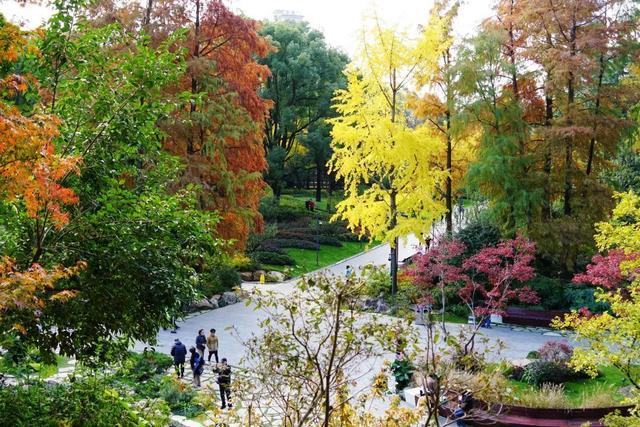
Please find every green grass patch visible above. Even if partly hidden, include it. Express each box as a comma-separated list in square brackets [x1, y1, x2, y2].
[507, 365, 628, 406]
[266, 241, 374, 277]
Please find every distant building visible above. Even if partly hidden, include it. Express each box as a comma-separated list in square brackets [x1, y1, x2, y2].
[273, 9, 304, 23]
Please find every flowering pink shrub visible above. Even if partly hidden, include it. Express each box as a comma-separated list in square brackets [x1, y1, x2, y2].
[538, 340, 573, 365]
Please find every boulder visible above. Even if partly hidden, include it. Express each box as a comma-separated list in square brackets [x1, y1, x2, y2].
[267, 271, 286, 282]
[375, 299, 389, 313]
[239, 271, 254, 282]
[192, 298, 214, 310]
[208, 296, 220, 310]
[213, 294, 227, 308]
[221, 291, 239, 306]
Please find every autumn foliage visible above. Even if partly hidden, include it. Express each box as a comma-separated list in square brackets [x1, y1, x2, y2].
[0, 17, 83, 319]
[407, 236, 539, 317]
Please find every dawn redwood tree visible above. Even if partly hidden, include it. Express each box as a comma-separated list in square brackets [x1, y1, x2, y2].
[410, 0, 477, 234]
[329, 18, 447, 295]
[90, 0, 273, 249]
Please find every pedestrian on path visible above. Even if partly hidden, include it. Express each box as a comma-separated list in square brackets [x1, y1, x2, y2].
[195, 329, 206, 359]
[189, 347, 205, 387]
[170, 338, 187, 378]
[213, 358, 232, 409]
[345, 265, 354, 283]
[207, 328, 219, 363]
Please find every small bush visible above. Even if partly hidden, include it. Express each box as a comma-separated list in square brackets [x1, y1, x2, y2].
[246, 224, 278, 252]
[259, 199, 308, 222]
[538, 341, 573, 365]
[516, 383, 570, 409]
[359, 265, 391, 298]
[120, 349, 173, 382]
[521, 360, 570, 386]
[158, 376, 204, 417]
[525, 276, 568, 310]
[251, 251, 295, 266]
[564, 285, 610, 313]
[198, 263, 241, 297]
[526, 351, 540, 360]
[0, 376, 169, 425]
[455, 220, 501, 257]
[230, 255, 260, 271]
[449, 304, 469, 319]
[316, 235, 343, 247]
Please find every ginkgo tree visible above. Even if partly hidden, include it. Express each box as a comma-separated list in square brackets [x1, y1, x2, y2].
[329, 17, 447, 294]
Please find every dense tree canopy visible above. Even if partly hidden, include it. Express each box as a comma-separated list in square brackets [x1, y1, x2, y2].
[259, 21, 348, 200]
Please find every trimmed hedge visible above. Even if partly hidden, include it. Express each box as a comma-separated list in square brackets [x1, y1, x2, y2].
[274, 232, 343, 247]
[270, 238, 320, 250]
[251, 251, 295, 266]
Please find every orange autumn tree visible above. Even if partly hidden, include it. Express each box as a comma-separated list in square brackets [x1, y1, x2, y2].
[90, 0, 272, 249]
[0, 15, 83, 319]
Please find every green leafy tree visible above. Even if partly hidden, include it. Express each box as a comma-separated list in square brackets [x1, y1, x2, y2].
[260, 20, 348, 199]
[0, 7, 226, 364]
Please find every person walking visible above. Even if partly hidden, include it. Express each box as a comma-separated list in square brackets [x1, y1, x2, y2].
[213, 358, 232, 409]
[195, 329, 206, 359]
[189, 347, 205, 387]
[170, 338, 187, 378]
[207, 328, 219, 363]
[345, 265, 354, 283]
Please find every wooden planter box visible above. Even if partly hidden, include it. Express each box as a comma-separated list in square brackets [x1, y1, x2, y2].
[440, 399, 632, 427]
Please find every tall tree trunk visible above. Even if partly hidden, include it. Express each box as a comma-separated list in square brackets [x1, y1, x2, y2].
[188, 0, 201, 155]
[323, 293, 342, 427]
[316, 161, 323, 202]
[444, 48, 453, 235]
[390, 191, 398, 296]
[389, 68, 399, 295]
[586, 53, 605, 176]
[143, 0, 153, 31]
[563, 19, 577, 216]
[445, 113, 452, 234]
[543, 81, 553, 220]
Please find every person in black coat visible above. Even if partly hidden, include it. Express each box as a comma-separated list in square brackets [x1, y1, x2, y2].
[189, 346, 205, 387]
[195, 329, 206, 359]
[170, 338, 187, 378]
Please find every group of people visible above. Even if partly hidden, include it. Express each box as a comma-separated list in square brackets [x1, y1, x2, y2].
[170, 328, 232, 409]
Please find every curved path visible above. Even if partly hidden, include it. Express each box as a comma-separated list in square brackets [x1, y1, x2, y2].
[136, 235, 565, 366]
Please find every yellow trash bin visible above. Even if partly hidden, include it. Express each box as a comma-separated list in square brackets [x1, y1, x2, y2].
[259, 273, 265, 284]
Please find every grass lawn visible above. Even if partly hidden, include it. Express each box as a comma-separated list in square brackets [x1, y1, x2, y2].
[266, 240, 375, 277]
[507, 365, 629, 406]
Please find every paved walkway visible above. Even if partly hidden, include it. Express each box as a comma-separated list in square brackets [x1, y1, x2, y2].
[135, 233, 566, 369]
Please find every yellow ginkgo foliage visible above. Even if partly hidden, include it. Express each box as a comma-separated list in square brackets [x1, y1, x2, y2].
[553, 192, 640, 420]
[329, 17, 447, 293]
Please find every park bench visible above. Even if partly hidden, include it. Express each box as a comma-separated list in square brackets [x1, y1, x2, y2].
[502, 307, 568, 327]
